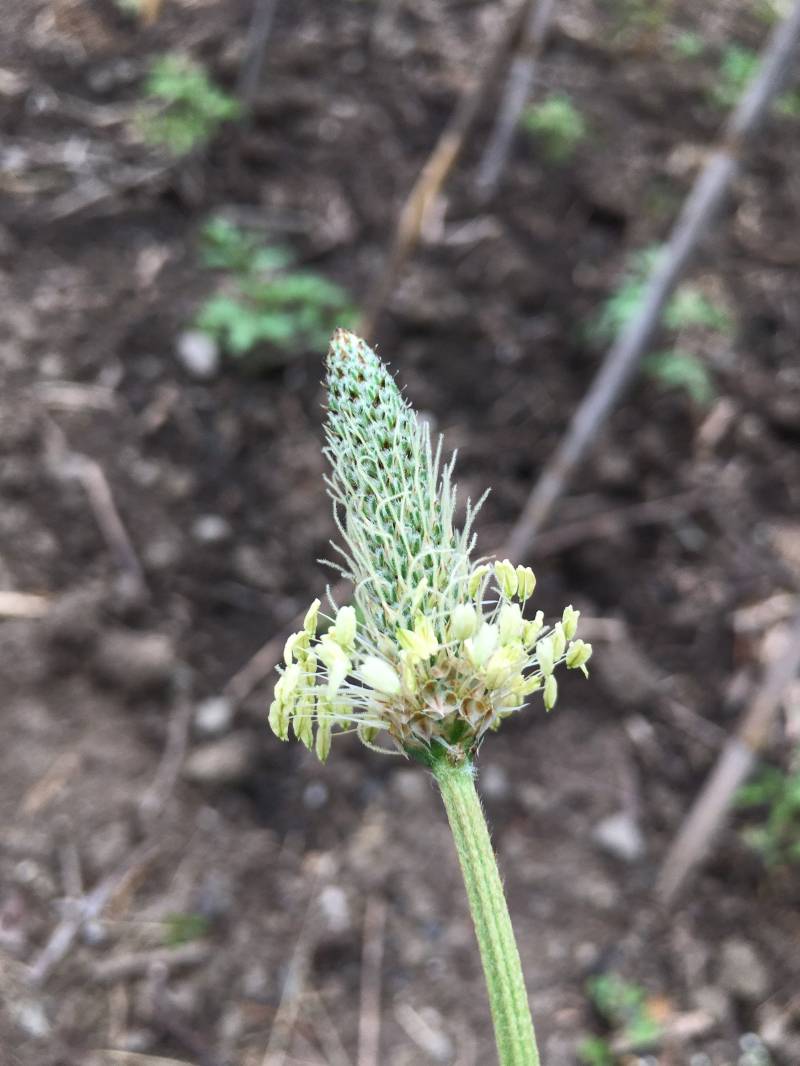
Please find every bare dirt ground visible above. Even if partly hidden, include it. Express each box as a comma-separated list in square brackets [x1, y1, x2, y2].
[1, 1, 800, 1064]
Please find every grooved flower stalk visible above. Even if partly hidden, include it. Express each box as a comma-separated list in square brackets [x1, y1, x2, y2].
[432, 754, 540, 1066]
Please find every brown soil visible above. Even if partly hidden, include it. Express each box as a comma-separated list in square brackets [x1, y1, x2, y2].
[1, 2, 800, 1065]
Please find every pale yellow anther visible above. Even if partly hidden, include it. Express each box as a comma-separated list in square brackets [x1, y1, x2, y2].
[515, 566, 536, 601]
[268, 698, 290, 740]
[544, 674, 558, 711]
[468, 565, 490, 598]
[536, 636, 555, 677]
[522, 611, 545, 648]
[450, 603, 478, 641]
[498, 603, 524, 645]
[397, 613, 439, 660]
[552, 622, 567, 660]
[484, 647, 518, 689]
[303, 598, 321, 636]
[331, 605, 357, 650]
[318, 637, 350, 696]
[566, 639, 593, 676]
[359, 656, 402, 695]
[494, 559, 518, 598]
[465, 623, 499, 668]
[562, 605, 580, 640]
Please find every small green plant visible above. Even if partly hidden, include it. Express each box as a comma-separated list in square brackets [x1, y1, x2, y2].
[195, 217, 355, 361]
[587, 247, 733, 406]
[671, 29, 705, 60]
[711, 44, 800, 114]
[736, 756, 800, 868]
[584, 973, 663, 1056]
[268, 330, 593, 1066]
[577, 1035, 615, 1066]
[139, 53, 240, 155]
[163, 912, 211, 947]
[521, 93, 587, 163]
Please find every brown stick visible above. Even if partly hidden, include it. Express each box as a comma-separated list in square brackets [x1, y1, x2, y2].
[357, 1, 531, 339]
[237, 0, 280, 111]
[504, 0, 800, 561]
[41, 414, 146, 594]
[655, 606, 800, 907]
[474, 0, 557, 200]
[357, 897, 387, 1066]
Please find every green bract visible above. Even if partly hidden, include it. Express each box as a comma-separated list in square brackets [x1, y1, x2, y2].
[269, 329, 591, 761]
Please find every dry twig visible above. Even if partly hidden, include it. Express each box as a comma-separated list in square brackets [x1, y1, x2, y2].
[474, 0, 557, 199]
[0, 590, 49, 618]
[41, 413, 146, 595]
[656, 606, 800, 906]
[505, 0, 800, 560]
[28, 841, 159, 985]
[357, 896, 387, 1066]
[358, 0, 531, 338]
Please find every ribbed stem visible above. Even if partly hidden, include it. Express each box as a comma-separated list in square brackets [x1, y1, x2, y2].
[431, 755, 540, 1066]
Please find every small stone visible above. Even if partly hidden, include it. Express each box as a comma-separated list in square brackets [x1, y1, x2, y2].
[194, 696, 234, 736]
[94, 630, 175, 692]
[481, 763, 510, 800]
[12, 999, 49, 1039]
[176, 330, 220, 380]
[592, 810, 646, 863]
[318, 884, 350, 935]
[192, 514, 232, 544]
[183, 734, 253, 785]
[718, 938, 770, 1002]
[302, 781, 329, 809]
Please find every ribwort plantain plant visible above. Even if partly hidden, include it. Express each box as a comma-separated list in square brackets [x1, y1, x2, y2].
[269, 329, 592, 1066]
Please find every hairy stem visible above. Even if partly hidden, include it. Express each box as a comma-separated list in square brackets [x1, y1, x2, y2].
[431, 755, 540, 1066]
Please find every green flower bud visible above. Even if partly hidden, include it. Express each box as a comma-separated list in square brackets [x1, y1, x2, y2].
[516, 566, 536, 601]
[359, 656, 402, 695]
[494, 559, 518, 598]
[450, 603, 478, 641]
[498, 603, 524, 645]
[562, 605, 580, 640]
[543, 674, 558, 711]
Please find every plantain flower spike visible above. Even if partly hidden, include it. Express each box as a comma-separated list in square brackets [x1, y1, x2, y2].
[269, 329, 592, 762]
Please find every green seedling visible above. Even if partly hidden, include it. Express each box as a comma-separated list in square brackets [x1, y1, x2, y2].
[163, 912, 211, 947]
[139, 53, 240, 156]
[268, 330, 594, 1065]
[195, 217, 355, 361]
[521, 93, 587, 163]
[711, 44, 800, 114]
[587, 247, 733, 406]
[584, 973, 663, 1056]
[671, 30, 705, 60]
[736, 756, 800, 869]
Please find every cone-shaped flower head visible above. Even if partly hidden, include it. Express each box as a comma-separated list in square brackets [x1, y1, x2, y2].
[269, 329, 591, 762]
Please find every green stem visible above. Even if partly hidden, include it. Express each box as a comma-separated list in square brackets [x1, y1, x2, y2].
[431, 754, 540, 1066]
